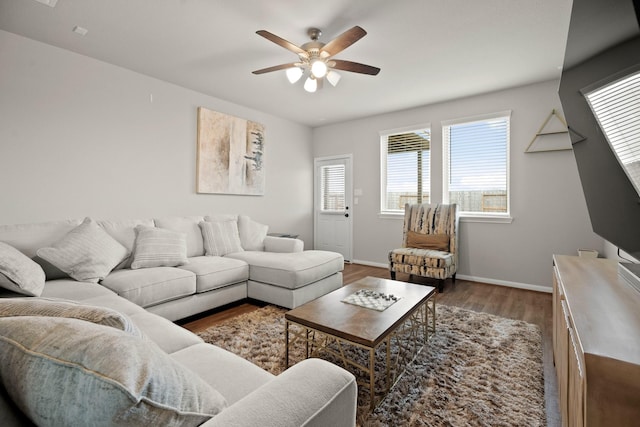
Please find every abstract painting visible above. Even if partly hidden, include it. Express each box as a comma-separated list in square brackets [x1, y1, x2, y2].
[196, 107, 265, 195]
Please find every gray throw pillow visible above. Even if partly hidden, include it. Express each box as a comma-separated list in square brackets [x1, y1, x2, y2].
[36, 217, 129, 283]
[199, 220, 244, 256]
[0, 242, 45, 296]
[0, 316, 227, 427]
[131, 225, 188, 269]
[0, 297, 142, 337]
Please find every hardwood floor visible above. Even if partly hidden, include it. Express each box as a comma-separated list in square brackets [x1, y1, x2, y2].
[181, 263, 560, 426]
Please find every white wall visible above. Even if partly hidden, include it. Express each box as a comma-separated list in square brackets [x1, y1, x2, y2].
[0, 31, 604, 289]
[0, 30, 314, 245]
[312, 80, 603, 290]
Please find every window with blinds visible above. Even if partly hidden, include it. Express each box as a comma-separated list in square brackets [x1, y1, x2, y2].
[443, 112, 510, 215]
[584, 69, 640, 196]
[320, 164, 346, 211]
[380, 128, 430, 213]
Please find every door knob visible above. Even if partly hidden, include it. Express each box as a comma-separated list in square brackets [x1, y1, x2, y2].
[344, 213, 349, 218]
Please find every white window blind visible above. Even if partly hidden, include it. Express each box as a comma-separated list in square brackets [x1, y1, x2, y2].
[321, 164, 345, 211]
[443, 112, 510, 215]
[584, 69, 640, 195]
[380, 128, 430, 212]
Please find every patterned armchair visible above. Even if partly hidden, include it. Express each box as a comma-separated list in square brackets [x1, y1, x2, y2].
[388, 203, 459, 293]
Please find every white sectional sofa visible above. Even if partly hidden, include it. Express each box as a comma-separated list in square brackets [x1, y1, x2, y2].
[0, 214, 344, 320]
[0, 214, 355, 426]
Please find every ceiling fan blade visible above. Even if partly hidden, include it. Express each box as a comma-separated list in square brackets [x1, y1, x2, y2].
[252, 63, 300, 75]
[330, 59, 380, 76]
[256, 30, 308, 57]
[321, 26, 367, 57]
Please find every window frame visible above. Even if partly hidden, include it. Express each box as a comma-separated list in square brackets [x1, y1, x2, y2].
[379, 123, 431, 217]
[582, 64, 640, 198]
[319, 163, 346, 213]
[442, 111, 512, 222]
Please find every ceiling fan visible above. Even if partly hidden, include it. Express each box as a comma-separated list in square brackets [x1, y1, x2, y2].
[252, 26, 380, 93]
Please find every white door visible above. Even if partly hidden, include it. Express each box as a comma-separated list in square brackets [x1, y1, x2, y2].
[314, 155, 353, 261]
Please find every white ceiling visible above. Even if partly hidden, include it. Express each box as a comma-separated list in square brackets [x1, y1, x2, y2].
[0, 0, 576, 127]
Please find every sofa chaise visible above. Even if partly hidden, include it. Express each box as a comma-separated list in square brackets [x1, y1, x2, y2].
[0, 214, 356, 426]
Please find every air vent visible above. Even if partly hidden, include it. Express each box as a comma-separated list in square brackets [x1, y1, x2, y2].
[33, 0, 58, 7]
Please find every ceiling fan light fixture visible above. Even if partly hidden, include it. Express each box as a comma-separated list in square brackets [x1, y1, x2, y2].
[286, 67, 303, 84]
[303, 76, 317, 93]
[326, 70, 341, 87]
[310, 59, 328, 78]
[253, 26, 380, 92]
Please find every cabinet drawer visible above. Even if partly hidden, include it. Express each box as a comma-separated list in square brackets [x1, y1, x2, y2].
[557, 300, 571, 425]
[568, 326, 585, 427]
[552, 269, 566, 364]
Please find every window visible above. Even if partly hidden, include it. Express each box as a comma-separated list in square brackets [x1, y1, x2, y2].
[584, 68, 640, 197]
[380, 126, 430, 213]
[443, 112, 510, 216]
[320, 164, 345, 212]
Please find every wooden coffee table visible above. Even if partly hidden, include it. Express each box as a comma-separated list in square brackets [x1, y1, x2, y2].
[285, 276, 436, 410]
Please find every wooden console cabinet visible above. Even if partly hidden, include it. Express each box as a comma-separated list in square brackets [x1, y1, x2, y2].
[553, 255, 640, 427]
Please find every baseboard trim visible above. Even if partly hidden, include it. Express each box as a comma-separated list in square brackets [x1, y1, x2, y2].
[350, 261, 551, 293]
[455, 274, 551, 293]
[352, 259, 388, 269]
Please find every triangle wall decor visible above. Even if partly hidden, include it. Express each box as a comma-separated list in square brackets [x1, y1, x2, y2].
[525, 109, 573, 153]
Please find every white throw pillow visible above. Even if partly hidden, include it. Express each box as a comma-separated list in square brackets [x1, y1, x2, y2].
[0, 242, 45, 296]
[154, 216, 205, 258]
[199, 220, 244, 256]
[237, 215, 269, 251]
[97, 218, 154, 269]
[36, 217, 129, 283]
[131, 225, 188, 269]
[0, 316, 227, 427]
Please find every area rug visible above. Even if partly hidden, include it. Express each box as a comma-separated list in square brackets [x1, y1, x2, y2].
[196, 304, 545, 426]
